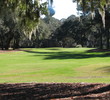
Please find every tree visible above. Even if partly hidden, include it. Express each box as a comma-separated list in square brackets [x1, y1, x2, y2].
[0, 0, 48, 50]
[73, 0, 110, 28]
[74, 0, 110, 49]
[31, 17, 61, 48]
[49, 13, 109, 48]
[0, 10, 18, 50]
[19, 17, 61, 48]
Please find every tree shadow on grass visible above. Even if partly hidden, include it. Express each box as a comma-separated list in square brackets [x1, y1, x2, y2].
[22, 50, 55, 54]
[87, 49, 110, 53]
[24, 49, 110, 60]
[46, 48, 61, 50]
[95, 66, 110, 74]
[44, 52, 110, 60]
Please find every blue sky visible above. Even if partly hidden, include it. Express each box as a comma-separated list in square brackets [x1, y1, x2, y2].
[52, 0, 77, 19]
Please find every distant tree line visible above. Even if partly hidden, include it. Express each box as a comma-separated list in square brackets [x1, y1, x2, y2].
[1, 0, 110, 50]
[19, 17, 62, 48]
[0, 11, 110, 49]
[20, 11, 110, 49]
[50, 12, 110, 49]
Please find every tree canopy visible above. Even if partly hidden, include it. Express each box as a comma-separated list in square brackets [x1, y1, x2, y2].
[0, 0, 110, 50]
[0, 0, 48, 38]
[0, 0, 48, 49]
[73, 0, 110, 28]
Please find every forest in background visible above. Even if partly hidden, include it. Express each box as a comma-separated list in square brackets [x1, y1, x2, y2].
[1, 0, 110, 50]
[0, 11, 110, 49]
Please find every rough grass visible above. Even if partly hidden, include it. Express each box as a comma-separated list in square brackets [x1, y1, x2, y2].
[0, 48, 110, 83]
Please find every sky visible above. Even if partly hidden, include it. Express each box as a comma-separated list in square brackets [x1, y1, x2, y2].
[52, 0, 77, 19]
[41, 0, 77, 19]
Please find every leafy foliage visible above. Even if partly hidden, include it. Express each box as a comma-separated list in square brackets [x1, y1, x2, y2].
[73, 0, 110, 28]
[51, 13, 110, 49]
[0, 0, 48, 49]
[19, 17, 61, 48]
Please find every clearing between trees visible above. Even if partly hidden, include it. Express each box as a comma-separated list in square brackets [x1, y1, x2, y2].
[0, 48, 110, 99]
[0, 48, 110, 83]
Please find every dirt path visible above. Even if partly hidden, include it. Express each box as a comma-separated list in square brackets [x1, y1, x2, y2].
[0, 83, 110, 100]
[0, 50, 20, 54]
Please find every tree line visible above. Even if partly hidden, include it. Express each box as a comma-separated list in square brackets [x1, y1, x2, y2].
[0, 0, 110, 50]
[0, 12, 110, 49]
[50, 12, 110, 49]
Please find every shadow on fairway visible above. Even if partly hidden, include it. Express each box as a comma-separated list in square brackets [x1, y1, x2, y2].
[87, 49, 110, 53]
[22, 50, 55, 54]
[95, 66, 110, 74]
[46, 48, 61, 50]
[24, 49, 110, 60]
[44, 52, 110, 60]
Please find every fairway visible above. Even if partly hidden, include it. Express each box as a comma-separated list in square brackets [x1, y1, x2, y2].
[0, 48, 110, 83]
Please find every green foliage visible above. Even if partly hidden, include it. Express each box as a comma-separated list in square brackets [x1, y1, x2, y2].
[0, 0, 48, 49]
[0, 9, 19, 50]
[0, 0, 48, 35]
[32, 17, 61, 47]
[50, 12, 110, 49]
[74, 0, 110, 27]
[19, 17, 61, 48]
[51, 15, 90, 47]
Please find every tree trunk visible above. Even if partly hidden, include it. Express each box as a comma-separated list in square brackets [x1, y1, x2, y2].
[106, 29, 110, 49]
[13, 39, 19, 50]
[4, 40, 11, 50]
[0, 38, 4, 50]
[13, 32, 20, 50]
[0, 33, 4, 50]
[100, 29, 103, 49]
[4, 31, 13, 50]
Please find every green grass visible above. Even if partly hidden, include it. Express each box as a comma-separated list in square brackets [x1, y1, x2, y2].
[0, 48, 110, 83]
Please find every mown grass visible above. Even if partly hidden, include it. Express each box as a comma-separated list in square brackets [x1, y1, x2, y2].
[0, 48, 110, 83]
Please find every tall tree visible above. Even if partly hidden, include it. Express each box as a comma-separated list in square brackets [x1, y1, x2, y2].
[73, 0, 110, 28]
[0, 0, 48, 49]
